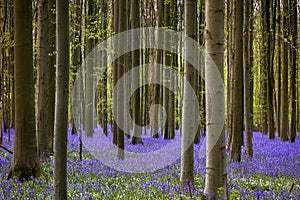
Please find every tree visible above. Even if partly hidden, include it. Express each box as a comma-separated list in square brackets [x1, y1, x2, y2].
[244, 0, 253, 156]
[289, 0, 297, 143]
[117, 0, 126, 160]
[53, 0, 69, 198]
[0, 0, 3, 145]
[180, 0, 197, 187]
[150, 0, 163, 138]
[204, 0, 227, 198]
[280, 0, 289, 141]
[130, 0, 142, 145]
[37, 0, 49, 161]
[230, 0, 243, 162]
[47, 0, 56, 154]
[85, 0, 96, 137]
[112, 0, 119, 145]
[10, 0, 41, 180]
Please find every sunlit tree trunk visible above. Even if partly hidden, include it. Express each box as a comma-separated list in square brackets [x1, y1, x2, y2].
[180, 0, 197, 187]
[53, 0, 69, 198]
[204, 0, 227, 198]
[10, 0, 41, 180]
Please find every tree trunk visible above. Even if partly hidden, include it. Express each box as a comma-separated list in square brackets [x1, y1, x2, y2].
[85, 0, 96, 137]
[53, 0, 69, 198]
[289, 0, 297, 143]
[180, 0, 197, 187]
[204, 0, 227, 198]
[150, 0, 163, 138]
[0, 0, 3, 145]
[117, 0, 126, 160]
[230, 0, 243, 162]
[244, 0, 253, 157]
[280, 0, 289, 141]
[130, 0, 142, 145]
[47, 0, 56, 154]
[37, 0, 49, 161]
[10, 0, 41, 180]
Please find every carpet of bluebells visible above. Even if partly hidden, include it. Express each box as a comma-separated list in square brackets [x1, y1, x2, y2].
[0, 126, 300, 199]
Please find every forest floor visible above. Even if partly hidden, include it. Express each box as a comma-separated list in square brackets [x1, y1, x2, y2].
[0, 127, 300, 199]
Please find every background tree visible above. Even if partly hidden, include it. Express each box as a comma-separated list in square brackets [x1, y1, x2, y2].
[53, 0, 69, 198]
[10, 0, 41, 180]
[204, 0, 227, 198]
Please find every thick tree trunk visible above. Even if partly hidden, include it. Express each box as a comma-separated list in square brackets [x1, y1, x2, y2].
[204, 0, 227, 198]
[10, 0, 41, 180]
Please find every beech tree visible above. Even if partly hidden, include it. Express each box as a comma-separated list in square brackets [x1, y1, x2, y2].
[180, 0, 197, 187]
[53, 0, 69, 198]
[204, 0, 227, 198]
[10, 0, 41, 180]
[37, 0, 49, 161]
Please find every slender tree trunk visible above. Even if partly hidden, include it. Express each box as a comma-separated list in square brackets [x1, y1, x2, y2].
[10, 0, 41, 180]
[53, 0, 69, 198]
[130, 0, 142, 145]
[180, 0, 197, 187]
[0, 0, 3, 145]
[276, 0, 281, 138]
[289, 0, 297, 143]
[112, 0, 119, 145]
[204, 0, 227, 198]
[230, 0, 243, 162]
[117, 0, 126, 160]
[37, 0, 49, 161]
[150, 0, 163, 138]
[243, 0, 253, 157]
[85, 0, 96, 137]
[48, 0, 56, 154]
[280, 0, 289, 141]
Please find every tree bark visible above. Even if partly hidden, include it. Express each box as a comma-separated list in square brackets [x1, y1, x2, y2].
[53, 0, 69, 198]
[204, 0, 227, 198]
[180, 0, 197, 187]
[37, 0, 49, 161]
[230, 0, 243, 162]
[280, 0, 289, 141]
[10, 0, 41, 180]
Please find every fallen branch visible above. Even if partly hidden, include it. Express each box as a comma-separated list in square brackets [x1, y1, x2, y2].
[0, 144, 13, 154]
